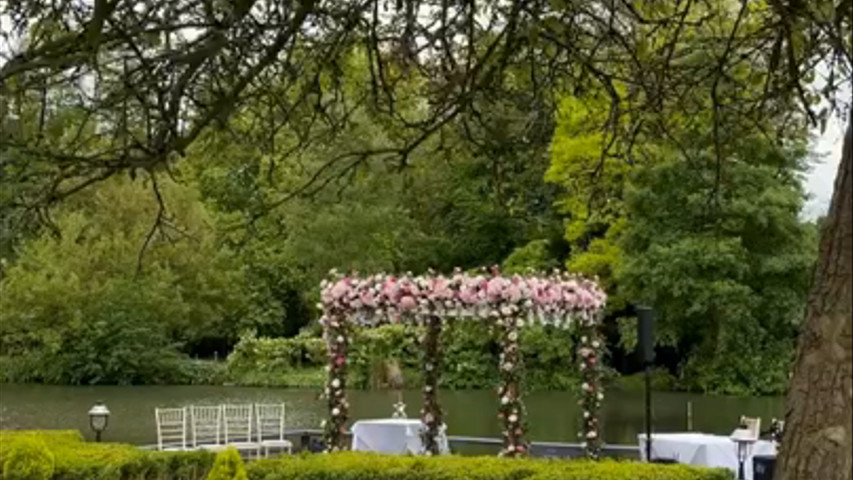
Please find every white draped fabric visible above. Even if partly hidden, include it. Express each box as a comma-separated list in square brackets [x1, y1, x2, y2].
[638, 433, 777, 480]
[351, 419, 449, 455]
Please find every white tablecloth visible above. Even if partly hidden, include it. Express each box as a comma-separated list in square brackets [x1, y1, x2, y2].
[351, 419, 450, 455]
[638, 433, 776, 480]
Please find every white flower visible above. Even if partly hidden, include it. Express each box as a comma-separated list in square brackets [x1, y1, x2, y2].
[516, 319, 525, 328]
[425, 363, 434, 372]
[500, 306, 513, 316]
[320, 420, 327, 428]
[336, 335, 344, 343]
[592, 340, 601, 348]
[331, 378, 341, 388]
[508, 414, 518, 423]
[586, 430, 598, 439]
[424, 385, 433, 393]
[501, 396, 510, 405]
[582, 382, 591, 392]
[331, 408, 340, 416]
[597, 392, 604, 400]
[581, 336, 588, 344]
[508, 331, 518, 342]
[503, 362, 514, 371]
[583, 411, 590, 418]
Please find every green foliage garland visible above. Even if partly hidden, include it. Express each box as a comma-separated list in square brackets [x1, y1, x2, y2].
[419, 315, 444, 455]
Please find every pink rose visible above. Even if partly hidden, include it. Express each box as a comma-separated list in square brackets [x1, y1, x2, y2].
[330, 280, 349, 300]
[505, 284, 522, 302]
[399, 296, 417, 311]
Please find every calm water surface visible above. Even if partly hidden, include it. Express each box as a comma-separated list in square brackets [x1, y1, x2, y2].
[0, 384, 782, 446]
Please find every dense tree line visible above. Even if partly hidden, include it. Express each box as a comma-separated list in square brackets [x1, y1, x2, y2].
[0, 60, 818, 394]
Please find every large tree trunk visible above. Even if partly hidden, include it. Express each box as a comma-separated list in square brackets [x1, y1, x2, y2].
[775, 116, 853, 480]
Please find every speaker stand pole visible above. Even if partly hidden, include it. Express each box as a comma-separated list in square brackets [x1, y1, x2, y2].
[645, 362, 652, 462]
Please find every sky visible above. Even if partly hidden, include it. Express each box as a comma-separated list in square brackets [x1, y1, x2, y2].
[804, 111, 849, 220]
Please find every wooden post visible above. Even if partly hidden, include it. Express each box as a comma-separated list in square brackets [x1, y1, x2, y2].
[687, 401, 693, 431]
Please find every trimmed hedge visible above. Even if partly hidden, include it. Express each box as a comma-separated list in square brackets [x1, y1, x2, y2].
[247, 453, 734, 480]
[1, 435, 55, 480]
[0, 432, 733, 480]
[0, 430, 214, 480]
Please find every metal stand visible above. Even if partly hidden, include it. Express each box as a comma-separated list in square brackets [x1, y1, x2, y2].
[644, 362, 652, 462]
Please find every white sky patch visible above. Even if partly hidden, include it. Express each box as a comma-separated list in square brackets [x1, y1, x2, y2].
[805, 114, 846, 220]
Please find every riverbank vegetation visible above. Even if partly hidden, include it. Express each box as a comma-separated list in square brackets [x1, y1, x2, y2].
[0, 430, 731, 480]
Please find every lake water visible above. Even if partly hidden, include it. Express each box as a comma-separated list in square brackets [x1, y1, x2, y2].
[0, 384, 783, 446]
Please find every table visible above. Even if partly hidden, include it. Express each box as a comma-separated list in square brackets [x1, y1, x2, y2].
[351, 419, 450, 455]
[638, 433, 777, 480]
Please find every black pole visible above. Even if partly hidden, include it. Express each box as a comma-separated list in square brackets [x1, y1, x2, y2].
[637, 305, 656, 463]
[645, 361, 652, 462]
[738, 459, 745, 480]
[95, 431, 102, 443]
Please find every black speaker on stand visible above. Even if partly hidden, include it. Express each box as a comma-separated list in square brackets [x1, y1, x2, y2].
[636, 305, 656, 463]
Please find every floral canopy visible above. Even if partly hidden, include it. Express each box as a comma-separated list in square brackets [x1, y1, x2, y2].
[319, 268, 607, 458]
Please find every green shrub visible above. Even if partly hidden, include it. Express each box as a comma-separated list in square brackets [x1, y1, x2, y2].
[0, 430, 214, 480]
[206, 449, 248, 480]
[227, 333, 325, 375]
[1, 436, 55, 480]
[611, 368, 677, 392]
[226, 322, 581, 391]
[174, 359, 228, 385]
[246, 453, 733, 480]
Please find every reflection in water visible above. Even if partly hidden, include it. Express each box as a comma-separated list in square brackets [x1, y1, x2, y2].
[0, 384, 782, 446]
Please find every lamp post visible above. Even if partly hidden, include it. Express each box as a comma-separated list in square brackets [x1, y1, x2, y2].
[731, 427, 758, 480]
[88, 401, 110, 442]
[636, 305, 656, 462]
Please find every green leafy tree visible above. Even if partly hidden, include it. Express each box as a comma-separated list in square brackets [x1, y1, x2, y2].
[619, 155, 817, 394]
[0, 178, 251, 383]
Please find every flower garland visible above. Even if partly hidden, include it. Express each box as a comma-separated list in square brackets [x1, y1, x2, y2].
[319, 269, 606, 457]
[320, 310, 349, 451]
[419, 314, 444, 455]
[577, 316, 604, 458]
[497, 310, 528, 457]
